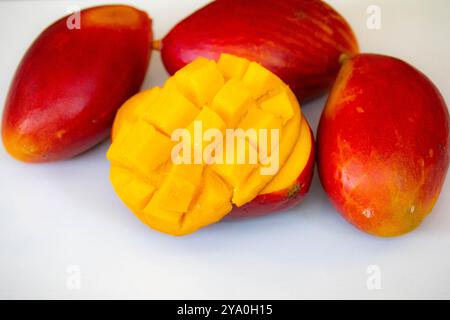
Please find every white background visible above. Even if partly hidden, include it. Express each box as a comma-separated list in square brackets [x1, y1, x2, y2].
[0, 0, 449, 299]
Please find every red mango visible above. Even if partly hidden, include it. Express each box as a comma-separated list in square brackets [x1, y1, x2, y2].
[2, 5, 152, 162]
[317, 54, 450, 237]
[159, 0, 359, 102]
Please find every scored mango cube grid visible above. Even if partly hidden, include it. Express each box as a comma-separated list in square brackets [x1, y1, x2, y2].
[211, 78, 252, 127]
[217, 53, 250, 80]
[107, 53, 302, 235]
[260, 90, 295, 124]
[107, 120, 174, 177]
[210, 137, 258, 188]
[172, 57, 225, 107]
[143, 83, 199, 136]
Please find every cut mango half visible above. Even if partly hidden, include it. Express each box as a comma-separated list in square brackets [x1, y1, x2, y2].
[107, 54, 312, 236]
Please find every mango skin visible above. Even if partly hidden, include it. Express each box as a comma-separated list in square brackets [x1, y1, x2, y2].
[228, 124, 315, 219]
[160, 0, 359, 102]
[317, 54, 450, 237]
[2, 5, 152, 162]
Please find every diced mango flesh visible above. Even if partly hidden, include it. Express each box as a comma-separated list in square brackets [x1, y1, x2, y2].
[172, 57, 224, 107]
[211, 79, 252, 127]
[210, 137, 258, 188]
[238, 106, 283, 155]
[144, 84, 199, 136]
[217, 53, 250, 80]
[107, 54, 309, 236]
[150, 176, 197, 213]
[169, 163, 204, 186]
[242, 62, 281, 99]
[112, 87, 161, 141]
[185, 107, 227, 158]
[107, 120, 174, 177]
[260, 90, 295, 124]
[143, 202, 183, 234]
[232, 100, 301, 206]
[121, 178, 156, 211]
[262, 117, 312, 194]
[182, 169, 233, 234]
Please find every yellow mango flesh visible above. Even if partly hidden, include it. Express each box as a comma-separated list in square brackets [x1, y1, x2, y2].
[260, 91, 295, 124]
[217, 53, 250, 80]
[211, 78, 252, 127]
[172, 57, 224, 107]
[107, 54, 308, 235]
[210, 137, 258, 188]
[107, 120, 174, 177]
[143, 84, 199, 136]
[261, 117, 312, 194]
[111, 87, 161, 140]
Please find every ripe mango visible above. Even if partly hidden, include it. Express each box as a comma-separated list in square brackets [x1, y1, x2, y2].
[317, 54, 450, 237]
[228, 118, 315, 219]
[158, 0, 358, 102]
[108, 54, 314, 235]
[2, 5, 152, 162]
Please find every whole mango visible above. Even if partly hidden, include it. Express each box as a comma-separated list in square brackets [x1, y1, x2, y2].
[2, 5, 152, 162]
[158, 0, 359, 102]
[317, 54, 449, 237]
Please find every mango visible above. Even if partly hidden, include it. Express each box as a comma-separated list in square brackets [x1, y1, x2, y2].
[108, 54, 314, 235]
[158, 0, 359, 102]
[108, 120, 174, 177]
[2, 5, 152, 162]
[229, 117, 315, 218]
[317, 54, 450, 237]
[144, 84, 199, 136]
[211, 78, 252, 127]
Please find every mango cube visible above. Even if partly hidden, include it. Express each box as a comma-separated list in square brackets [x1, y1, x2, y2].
[150, 175, 197, 213]
[189, 107, 226, 132]
[115, 87, 161, 127]
[185, 107, 227, 159]
[238, 107, 282, 154]
[110, 166, 132, 190]
[242, 62, 280, 99]
[112, 118, 134, 143]
[173, 57, 224, 107]
[183, 169, 232, 232]
[233, 168, 271, 207]
[106, 120, 174, 176]
[217, 53, 250, 79]
[211, 79, 252, 127]
[169, 163, 204, 187]
[112, 88, 162, 141]
[144, 84, 199, 135]
[143, 202, 183, 228]
[131, 87, 161, 121]
[210, 137, 258, 188]
[260, 90, 295, 124]
[120, 178, 156, 211]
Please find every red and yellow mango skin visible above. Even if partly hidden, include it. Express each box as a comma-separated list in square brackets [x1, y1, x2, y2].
[228, 125, 315, 219]
[317, 54, 450, 237]
[159, 0, 359, 102]
[2, 5, 152, 162]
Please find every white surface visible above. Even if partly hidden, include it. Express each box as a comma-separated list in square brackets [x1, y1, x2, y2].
[0, 0, 449, 300]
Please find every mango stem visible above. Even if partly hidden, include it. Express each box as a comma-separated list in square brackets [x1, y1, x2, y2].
[152, 39, 162, 51]
[339, 52, 351, 65]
